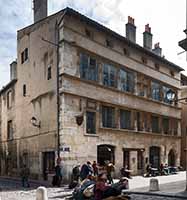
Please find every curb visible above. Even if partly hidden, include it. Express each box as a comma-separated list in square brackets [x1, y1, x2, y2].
[0, 176, 51, 187]
[123, 191, 187, 199]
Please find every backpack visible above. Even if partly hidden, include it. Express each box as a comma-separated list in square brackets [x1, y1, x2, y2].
[83, 184, 95, 198]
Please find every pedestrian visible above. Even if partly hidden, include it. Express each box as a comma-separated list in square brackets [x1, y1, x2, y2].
[92, 161, 98, 176]
[54, 163, 62, 187]
[20, 164, 30, 188]
[69, 165, 81, 189]
[80, 161, 93, 181]
[105, 161, 115, 184]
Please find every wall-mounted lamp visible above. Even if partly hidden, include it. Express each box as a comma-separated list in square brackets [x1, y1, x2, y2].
[31, 116, 41, 128]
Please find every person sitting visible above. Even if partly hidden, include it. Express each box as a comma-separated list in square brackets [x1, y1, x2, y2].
[120, 165, 132, 179]
[73, 174, 96, 200]
[146, 164, 152, 177]
[94, 173, 129, 200]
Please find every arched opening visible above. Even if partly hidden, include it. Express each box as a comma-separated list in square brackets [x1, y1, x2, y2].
[149, 146, 160, 168]
[97, 145, 115, 166]
[168, 149, 176, 167]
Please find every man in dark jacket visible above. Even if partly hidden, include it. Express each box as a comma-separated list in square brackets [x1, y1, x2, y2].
[20, 165, 30, 188]
[80, 161, 93, 181]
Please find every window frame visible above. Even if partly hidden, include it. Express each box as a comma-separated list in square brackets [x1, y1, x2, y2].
[102, 105, 116, 128]
[86, 111, 96, 134]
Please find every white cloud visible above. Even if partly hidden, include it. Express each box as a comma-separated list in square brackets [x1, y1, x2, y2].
[0, 0, 186, 88]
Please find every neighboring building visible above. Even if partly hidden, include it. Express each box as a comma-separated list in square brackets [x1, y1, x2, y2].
[0, 1, 184, 181]
[180, 73, 187, 169]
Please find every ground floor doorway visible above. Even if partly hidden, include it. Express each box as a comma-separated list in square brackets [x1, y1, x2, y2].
[42, 151, 55, 180]
[149, 146, 160, 168]
[97, 145, 115, 166]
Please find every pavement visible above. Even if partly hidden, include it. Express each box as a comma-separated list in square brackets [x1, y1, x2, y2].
[0, 172, 186, 199]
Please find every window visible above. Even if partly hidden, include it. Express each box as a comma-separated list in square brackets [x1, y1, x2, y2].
[141, 57, 147, 64]
[173, 119, 178, 136]
[102, 106, 115, 128]
[151, 116, 159, 133]
[155, 63, 160, 71]
[103, 64, 117, 88]
[21, 48, 28, 64]
[7, 120, 13, 140]
[23, 84, 26, 97]
[120, 109, 131, 129]
[106, 39, 113, 48]
[163, 118, 169, 134]
[80, 53, 98, 81]
[47, 66, 52, 80]
[163, 86, 172, 104]
[7, 90, 12, 109]
[123, 48, 129, 56]
[119, 69, 134, 93]
[86, 111, 96, 134]
[85, 29, 93, 38]
[151, 81, 161, 101]
[170, 70, 174, 77]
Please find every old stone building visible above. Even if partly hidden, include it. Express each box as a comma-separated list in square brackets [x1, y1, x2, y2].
[180, 74, 187, 169]
[0, 1, 184, 181]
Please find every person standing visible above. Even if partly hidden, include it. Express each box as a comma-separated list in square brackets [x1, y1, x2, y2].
[92, 161, 98, 176]
[105, 161, 115, 184]
[54, 163, 62, 187]
[80, 161, 93, 181]
[20, 164, 30, 188]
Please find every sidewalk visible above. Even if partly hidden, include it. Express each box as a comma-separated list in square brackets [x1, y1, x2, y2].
[125, 171, 187, 199]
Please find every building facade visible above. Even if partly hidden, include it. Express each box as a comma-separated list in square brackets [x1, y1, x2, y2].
[0, 4, 183, 181]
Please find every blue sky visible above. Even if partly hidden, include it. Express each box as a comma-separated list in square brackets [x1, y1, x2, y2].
[0, 0, 186, 88]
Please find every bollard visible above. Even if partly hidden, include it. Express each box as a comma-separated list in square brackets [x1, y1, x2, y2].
[36, 186, 48, 200]
[149, 178, 159, 191]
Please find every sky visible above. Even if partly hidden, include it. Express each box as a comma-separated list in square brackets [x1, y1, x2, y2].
[0, 0, 186, 88]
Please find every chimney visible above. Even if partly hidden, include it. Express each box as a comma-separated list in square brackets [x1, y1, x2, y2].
[33, 0, 48, 23]
[10, 61, 17, 80]
[126, 16, 136, 43]
[152, 42, 162, 56]
[143, 24, 152, 50]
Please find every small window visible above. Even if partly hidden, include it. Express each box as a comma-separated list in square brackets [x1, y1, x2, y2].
[85, 29, 92, 38]
[7, 90, 12, 109]
[21, 48, 29, 64]
[86, 111, 96, 134]
[106, 39, 113, 48]
[141, 57, 147, 64]
[155, 63, 160, 71]
[120, 109, 131, 129]
[7, 120, 13, 140]
[102, 106, 115, 128]
[123, 48, 129, 56]
[23, 84, 26, 97]
[21, 52, 24, 64]
[170, 70, 174, 77]
[47, 66, 52, 80]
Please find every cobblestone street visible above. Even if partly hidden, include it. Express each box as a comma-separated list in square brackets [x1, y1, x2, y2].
[0, 172, 187, 199]
[129, 194, 183, 200]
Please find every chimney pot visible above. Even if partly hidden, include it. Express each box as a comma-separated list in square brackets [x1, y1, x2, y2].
[143, 24, 153, 50]
[126, 16, 136, 43]
[152, 42, 162, 56]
